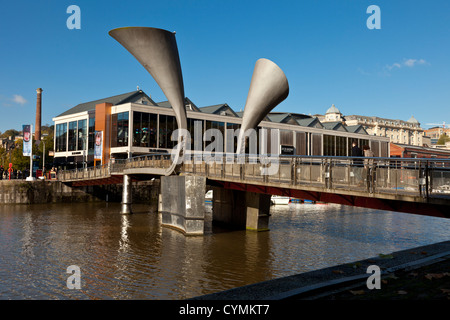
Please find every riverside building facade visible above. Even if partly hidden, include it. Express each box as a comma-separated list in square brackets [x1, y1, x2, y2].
[52, 90, 390, 168]
[317, 104, 425, 147]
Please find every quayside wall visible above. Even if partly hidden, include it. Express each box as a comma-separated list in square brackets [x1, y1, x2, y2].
[0, 180, 160, 205]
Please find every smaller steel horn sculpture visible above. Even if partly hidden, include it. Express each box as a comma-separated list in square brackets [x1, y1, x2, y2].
[109, 27, 187, 175]
[236, 58, 289, 154]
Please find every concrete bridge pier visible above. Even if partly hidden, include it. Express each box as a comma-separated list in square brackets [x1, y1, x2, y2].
[120, 174, 133, 214]
[212, 187, 271, 231]
[159, 175, 206, 235]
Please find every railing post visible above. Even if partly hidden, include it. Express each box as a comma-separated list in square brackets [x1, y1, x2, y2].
[323, 159, 328, 188]
[372, 163, 376, 194]
[278, 157, 281, 183]
[309, 159, 312, 183]
[262, 155, 268, 184]
[425, 160, 430, 200]
[419, 160, 423, 198]
[394, 160, 398, 194]
[240, 156, 246, 180]
[347, 159, 351, 188]
[292, 157, 297, 186]
[222, 155, 225, 179]
[328, 158, 332, 189]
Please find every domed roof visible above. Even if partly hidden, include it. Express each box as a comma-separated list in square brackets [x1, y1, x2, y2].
[407, 115, 419, 124]
[326, 104, 341, 114]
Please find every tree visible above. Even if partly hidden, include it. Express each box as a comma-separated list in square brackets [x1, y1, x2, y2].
[0, 147, 6, 168]
[10, 140, 33, 171]
[36, 134, 54, 170]
[437, 133, 450, 145]
[0, 129, 20, 139]
[0, 125, 55, 172]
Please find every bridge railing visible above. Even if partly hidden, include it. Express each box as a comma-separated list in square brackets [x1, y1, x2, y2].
[181, 154, 450, 199]
[124, 153, 173, 170]
[58, 153, 450, 200]
[58, 153, 174, 181]
[58, 163, 112, 181]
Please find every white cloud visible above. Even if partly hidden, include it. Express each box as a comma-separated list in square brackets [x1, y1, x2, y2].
[386, 62, 401, 71]
[12, 94, 27, 105]
[404, 58, 427, 67]
[357, 67, 371, 76]
[386, 58, 428, 71]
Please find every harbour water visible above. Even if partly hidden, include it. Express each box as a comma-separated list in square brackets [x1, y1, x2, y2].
[1, 201, 449, 300]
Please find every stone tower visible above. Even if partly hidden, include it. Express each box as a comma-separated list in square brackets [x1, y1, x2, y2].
[35, 88, 43, 141]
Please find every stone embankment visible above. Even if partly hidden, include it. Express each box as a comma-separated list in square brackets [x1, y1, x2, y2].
[0, 179, 160, 204]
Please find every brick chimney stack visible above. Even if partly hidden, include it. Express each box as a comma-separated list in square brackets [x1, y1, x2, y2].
[35, 88, 43, 141]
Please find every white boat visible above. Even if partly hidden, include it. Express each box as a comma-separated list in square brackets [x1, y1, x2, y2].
[270, 195, 290, 205]
[205, 190, 213, 203]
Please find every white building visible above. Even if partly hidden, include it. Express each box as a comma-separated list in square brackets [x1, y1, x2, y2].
[318, 105, 425, 146]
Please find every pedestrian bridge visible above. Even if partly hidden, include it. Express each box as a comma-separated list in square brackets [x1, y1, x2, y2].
[59, 153, 450, 227]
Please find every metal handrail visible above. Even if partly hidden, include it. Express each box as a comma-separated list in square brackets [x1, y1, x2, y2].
[57, 154, 450, 201]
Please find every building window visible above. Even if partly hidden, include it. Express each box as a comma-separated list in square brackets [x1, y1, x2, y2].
[186, 118, 206, 151]
[226, 122, 240, 153]
[311, 133, 322, 156]
[133, 111, 157, 148]
[111, 111, 129, 147]
[55, 123, 67, 152]
[323, 134, 334, 156]
[336, 136, 346, 156]
[68, 121, 77, 151]
[88, 117, 95, 154]
[204, 120, 226, 150]
[159, 114, 177, 149]
[77, 119, 87, 151]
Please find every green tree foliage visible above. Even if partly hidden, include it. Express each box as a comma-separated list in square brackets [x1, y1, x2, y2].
[0, 125, 54, 171]
[437, 134, 450, 145]
[0, 129, 20, 138]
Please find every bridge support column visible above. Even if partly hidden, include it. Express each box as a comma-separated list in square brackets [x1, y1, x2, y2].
[120, 174, 133, 214]
[212, 187, 271, 231]
[160, 175, 206, 235]
[245, 192, 271, 231]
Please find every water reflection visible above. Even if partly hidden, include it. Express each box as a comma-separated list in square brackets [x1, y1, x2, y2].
[0, 201, 449, 299]
[22, 213, 34, 259]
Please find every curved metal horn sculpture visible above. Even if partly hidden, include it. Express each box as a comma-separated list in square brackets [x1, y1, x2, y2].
[109, 27, 187, 175]
[236, 58, 289, 154]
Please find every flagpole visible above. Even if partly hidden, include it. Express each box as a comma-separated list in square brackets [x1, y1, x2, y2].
[25, 124, 34, 181]
[29, 124, 33, 180]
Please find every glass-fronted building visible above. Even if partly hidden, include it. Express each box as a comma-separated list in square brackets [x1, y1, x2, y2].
[52, 90, 390, 168]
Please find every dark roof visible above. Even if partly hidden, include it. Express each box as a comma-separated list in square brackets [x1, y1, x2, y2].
[235, 111, 271, 122]
[346, 125, 368, 134]
[56, 90, 155, 117]
[200, 104, 238, 117]
[296, 117, 323, 128]
[157, 97, 201, 112]
[267, 113, 292, 123]
[290, 113, 313, 120]
[323, 122, 347, 131]
[268, 112, 314, 126]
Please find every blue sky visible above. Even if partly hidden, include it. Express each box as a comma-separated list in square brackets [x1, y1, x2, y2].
[0, 0, 449, 132]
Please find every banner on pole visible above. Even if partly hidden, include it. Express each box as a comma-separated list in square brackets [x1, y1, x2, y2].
[23, 125, 32, 156]
[94, 131, 103, 160]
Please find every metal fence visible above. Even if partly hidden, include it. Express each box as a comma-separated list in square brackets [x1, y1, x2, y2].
[182, 155, 450, 199]
[58, 164, 111, 181]
[58, 153, 450, 200]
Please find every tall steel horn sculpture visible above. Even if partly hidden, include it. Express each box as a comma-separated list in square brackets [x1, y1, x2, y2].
[236, 58, 289, 154]
[109, 27, 187, 175]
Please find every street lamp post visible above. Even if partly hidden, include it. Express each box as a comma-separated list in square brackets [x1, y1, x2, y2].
[42, 133, 48, 177]
[25, 125, 34, 181]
